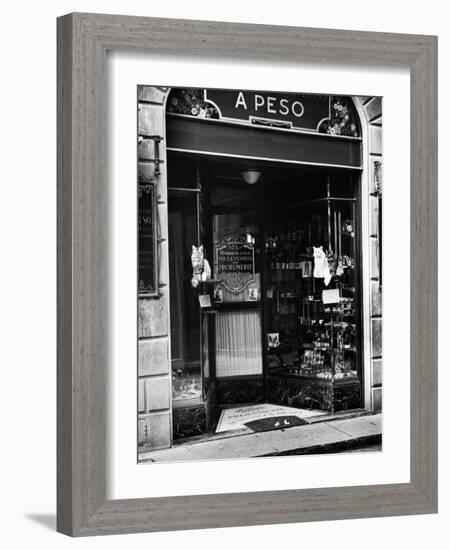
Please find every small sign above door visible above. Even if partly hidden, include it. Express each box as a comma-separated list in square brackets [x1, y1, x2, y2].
[205, 89, 330, 131]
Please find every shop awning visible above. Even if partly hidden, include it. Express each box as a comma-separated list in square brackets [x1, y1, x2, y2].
[166, 115, 362, 170]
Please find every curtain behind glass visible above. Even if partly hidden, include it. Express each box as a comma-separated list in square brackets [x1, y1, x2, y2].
[215, 310, 263, 377]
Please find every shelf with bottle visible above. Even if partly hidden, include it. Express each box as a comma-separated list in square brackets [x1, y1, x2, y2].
[297, 347, 357, 357]
[269, 317, 299, 337]
[274, 347, 358, 381]
[300, 315, 356, 335]
[266, 287, 301, 300]
[267, 328, 358, 382]
[266, 248, 315, 269]
[299, 317, 356, 331]
[300, 312, 355, 346]
[265, 222, 308, 251]
[299, 318, 356, 329]
[299, 296, 355, 318]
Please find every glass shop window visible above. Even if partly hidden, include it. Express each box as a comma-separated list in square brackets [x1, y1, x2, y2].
[212, 210, 263, 378]
[264, 176, 362, 405]
[168, 190, 202, 403]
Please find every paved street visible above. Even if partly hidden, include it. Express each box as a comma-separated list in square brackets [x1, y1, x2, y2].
[139, 413, 382, 462]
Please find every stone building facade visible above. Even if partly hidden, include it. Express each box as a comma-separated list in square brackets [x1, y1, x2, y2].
[137, 87, 382, 451]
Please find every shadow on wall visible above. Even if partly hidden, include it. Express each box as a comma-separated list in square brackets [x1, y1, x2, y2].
[25, 513, 56, 531]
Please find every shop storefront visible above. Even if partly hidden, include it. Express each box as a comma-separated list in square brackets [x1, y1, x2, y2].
[137, 86, 382, 454]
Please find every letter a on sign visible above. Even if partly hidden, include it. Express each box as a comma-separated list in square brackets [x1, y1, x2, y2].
[235, 92, 247, 110]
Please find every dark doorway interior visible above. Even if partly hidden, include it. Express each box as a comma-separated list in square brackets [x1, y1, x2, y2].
[168, 152, 363, 439]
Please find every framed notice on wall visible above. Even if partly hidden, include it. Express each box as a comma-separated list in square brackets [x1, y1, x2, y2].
[138, 181, 158, 296]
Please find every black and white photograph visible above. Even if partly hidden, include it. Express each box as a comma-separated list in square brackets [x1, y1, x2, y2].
[137, 86, 383, 462]
[0, 0, 443, 543]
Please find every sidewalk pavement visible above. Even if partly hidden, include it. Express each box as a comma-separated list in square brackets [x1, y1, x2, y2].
[139, 413, 382, 463]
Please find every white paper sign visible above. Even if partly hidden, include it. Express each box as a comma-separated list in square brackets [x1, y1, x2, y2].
[322, 288, 340, 304]
[199, 294, 211, 308]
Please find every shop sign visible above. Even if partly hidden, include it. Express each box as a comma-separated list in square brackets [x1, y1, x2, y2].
[215, 235, 255, 293]
[138, 182, 158, 295]
[205, 89, 330, 131]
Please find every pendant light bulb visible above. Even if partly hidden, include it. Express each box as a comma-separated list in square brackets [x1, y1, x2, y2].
[241, 170, 261, 185]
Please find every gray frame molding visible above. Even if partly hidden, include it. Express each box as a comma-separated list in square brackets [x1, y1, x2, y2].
[57, 12, 437, 536]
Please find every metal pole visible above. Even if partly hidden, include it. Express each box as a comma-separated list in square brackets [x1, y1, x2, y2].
[327, 176, 332, 251]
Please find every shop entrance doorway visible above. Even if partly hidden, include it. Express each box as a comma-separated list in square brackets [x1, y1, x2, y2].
[168, 151, 363, 439]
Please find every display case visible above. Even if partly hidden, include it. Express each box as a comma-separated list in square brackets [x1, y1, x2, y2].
[264, 180, 362, 412]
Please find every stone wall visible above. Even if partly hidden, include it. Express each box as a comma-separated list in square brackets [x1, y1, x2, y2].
[355, 96, 383, 412]
[137, 86, 172, 450]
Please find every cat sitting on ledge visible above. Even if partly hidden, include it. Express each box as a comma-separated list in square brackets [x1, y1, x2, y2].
[191, 244, 211, 288]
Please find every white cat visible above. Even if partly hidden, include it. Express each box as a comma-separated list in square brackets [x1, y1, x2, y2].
[191, 245, 211, 288]
[313, 245, 331, 286]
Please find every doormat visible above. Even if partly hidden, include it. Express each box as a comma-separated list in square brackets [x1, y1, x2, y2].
[244, 415, 308, 432]
[215, 403, 324, 433]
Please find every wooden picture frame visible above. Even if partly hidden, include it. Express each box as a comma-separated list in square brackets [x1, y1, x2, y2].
[57, 13, 437, 536]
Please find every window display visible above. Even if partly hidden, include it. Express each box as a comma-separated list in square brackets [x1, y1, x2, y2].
[264, 178, 362, 412]
[167, 153, 363, 423]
